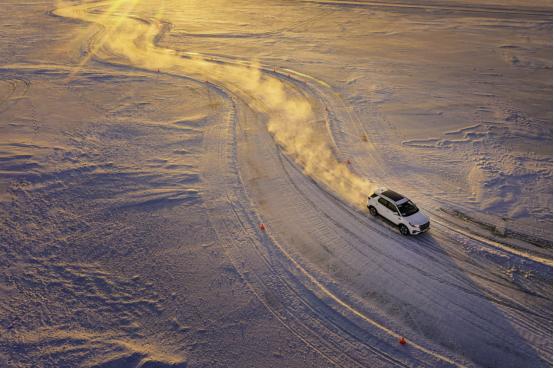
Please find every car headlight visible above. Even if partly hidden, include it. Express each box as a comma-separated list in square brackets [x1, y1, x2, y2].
[408, 222, 415, 227]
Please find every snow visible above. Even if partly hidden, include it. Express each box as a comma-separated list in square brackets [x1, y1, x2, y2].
[0, 0, 551, 367]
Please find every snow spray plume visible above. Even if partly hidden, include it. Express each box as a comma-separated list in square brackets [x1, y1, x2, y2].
[55, 0, 375, 206]
[209, 61, 376, 206]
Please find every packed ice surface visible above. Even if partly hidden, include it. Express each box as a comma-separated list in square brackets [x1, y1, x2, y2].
[0, 0, 551, 367]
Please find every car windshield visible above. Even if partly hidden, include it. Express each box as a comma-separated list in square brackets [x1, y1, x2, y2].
[397, 200, 419, 217]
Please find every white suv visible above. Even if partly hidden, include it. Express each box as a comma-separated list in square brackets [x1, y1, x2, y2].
[367, 188, 430, 235]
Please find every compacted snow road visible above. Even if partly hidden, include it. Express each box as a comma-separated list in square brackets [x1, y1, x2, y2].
[1, 0, 551, 366]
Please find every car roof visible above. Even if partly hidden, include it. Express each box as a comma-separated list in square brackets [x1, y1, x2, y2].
[382, 190, 405, 202]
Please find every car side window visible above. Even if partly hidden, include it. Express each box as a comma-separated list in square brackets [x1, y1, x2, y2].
[378, 197, 388, 207]
[387, 202, 399, 214]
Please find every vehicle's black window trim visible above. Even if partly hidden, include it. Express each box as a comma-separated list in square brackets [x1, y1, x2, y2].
[397, 200, 419, 217]
[387, 202, 398, 214]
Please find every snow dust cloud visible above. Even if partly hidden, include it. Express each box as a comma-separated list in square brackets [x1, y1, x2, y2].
[54, 0, 375, 206]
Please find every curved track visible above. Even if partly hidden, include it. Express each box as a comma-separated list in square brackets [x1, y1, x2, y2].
[0, 77, 30, 114]
[51, 1, 552, 366]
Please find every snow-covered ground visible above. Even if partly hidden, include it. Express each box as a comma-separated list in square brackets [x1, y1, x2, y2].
[0, 0, 551, 367]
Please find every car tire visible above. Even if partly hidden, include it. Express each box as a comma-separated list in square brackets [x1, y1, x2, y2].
[368, 206, 378, 216]
[399, 224, 409, 236]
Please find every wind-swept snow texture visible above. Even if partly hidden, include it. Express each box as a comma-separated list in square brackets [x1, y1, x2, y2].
[0, 0, 552, 367]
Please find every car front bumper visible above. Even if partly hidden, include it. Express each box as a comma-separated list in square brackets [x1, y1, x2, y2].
[410, 225, 430, 235]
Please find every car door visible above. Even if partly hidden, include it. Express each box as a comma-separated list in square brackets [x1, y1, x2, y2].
[385, 201, 402, 225]
[377, 197, 396, 223]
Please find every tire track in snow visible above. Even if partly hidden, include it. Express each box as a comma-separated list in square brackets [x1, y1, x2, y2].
[200, 83, 393, 367]
[50, 1, 550, 366]
[276, 62, 552, 267]
[0, 77, 31, 114]
[200, 86, 345, 367]
[205, 78, 424, 366]
[279, 151, 551, 322]
[49, 3, 368, 366]
[260, 64, 551, 302]
[51, 1, 463, 365]
[269, 42, 552, 366]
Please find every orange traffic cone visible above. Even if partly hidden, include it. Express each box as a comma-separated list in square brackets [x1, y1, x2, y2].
[259, 223, 266, 232]
[399, 337, 406, 345]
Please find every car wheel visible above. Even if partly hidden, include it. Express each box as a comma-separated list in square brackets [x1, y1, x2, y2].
[368, 206, 378, 216]
[399, 224, 409, 236]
